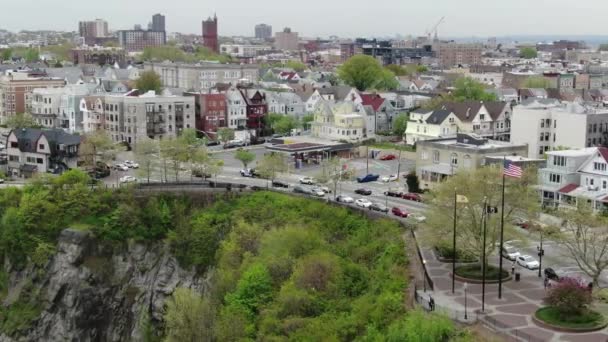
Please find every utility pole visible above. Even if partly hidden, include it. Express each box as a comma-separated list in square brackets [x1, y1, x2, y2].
[482, 196, 488, 313]
[498, 156, 506, 299]
[396, 149, 403, 179]
[366, 145, 369, 174]
[538, 232, 544, 278]
[452, 189, 457, 294]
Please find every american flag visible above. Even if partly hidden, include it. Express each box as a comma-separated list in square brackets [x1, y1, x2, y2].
[503, 160, 523, 178]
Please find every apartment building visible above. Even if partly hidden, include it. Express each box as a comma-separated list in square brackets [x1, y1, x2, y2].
[311, 102, 366, 142]
[275, 28, 299, 51]
[184, 92, 227, 134]
[118, 30, 166, 52]
[31, 88, 64, 128]
[144, 61, 259, 91]
[435, 43, 482, 67]
[0, 71, 66, 123]
[511, 99, 608, 159]
[71, 46, 126, 66]
[405, 109, 461, 145]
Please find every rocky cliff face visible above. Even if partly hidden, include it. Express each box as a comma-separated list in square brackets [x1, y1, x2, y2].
[1, 229, 206, 342]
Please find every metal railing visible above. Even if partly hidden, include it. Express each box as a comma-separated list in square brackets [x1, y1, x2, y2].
[410, 229, 434, 291]
[413, 281, 479, 324]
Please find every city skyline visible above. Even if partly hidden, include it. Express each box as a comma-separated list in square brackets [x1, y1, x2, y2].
[1, 0, 608, 38]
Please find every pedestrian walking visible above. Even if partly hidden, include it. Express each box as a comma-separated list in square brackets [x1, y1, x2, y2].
[511, 261, 516, 275]
[429, 295, 435, 311]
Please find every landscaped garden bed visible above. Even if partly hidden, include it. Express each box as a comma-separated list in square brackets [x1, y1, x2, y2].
[453, 264, 511, 284]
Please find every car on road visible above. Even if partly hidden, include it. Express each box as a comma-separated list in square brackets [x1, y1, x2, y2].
[272, 180, 289, 188]
[240, 168, 257, 177]
[402, 193, 422, 202]
[113, 163, 129, 171]
[0, 178, 5, 184]
[501, 244, 521, 261]
[381, 174, 398, 182]
[355, 198, 373, 208]
[517, 255, 540, 270]
[293, 186, 312, 195]
[299, 176, 315, 185]
[119, 175, 137, 184]
[356, 174, 380, 183]
[310, 188, 326, 197]
[380, 154, 396, 161]
[407, 212, 427, 223]
[336, 195, 354, 203]
[124, 160, 139, 169]
[391, 207, 409, 218]
[384, 190, 403, 197]
[318, 186, 331, 194]
[206, 140, 220, 147]
[355, 188, 372, 195]
[513, 218, 530, 229]
[223, 140, 246, 149]
[370, 203, 389, 213]
[544, 268, 560, 281]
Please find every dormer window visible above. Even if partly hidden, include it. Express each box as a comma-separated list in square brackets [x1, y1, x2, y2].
[39, 144, 45, 150]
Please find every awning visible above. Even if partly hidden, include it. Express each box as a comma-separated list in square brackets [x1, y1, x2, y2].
[19, 164, 38, 172]
[419, 163, 454, 176]
[558, 183, 579, 194]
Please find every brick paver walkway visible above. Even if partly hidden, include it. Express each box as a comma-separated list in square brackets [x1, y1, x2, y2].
[416, 247, 608, 342]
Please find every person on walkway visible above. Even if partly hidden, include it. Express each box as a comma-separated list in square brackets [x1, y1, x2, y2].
[543, 277, 548, 290]
[429, 295, 435, 311]
[511, 261, 516, 275]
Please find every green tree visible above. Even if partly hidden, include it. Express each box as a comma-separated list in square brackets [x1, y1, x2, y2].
[24, 48, 39, 63]
[274, 116, 299, 135]
[136, 70, 162, 93]
[1, 49, 12, 61]
[235, 149, 256, 169]
[315, 157, 344, 199]
[285, 60, 306, 72]
[5, 113, 41, 130]
[520, 47, 538, 59]
[452, 77, 498, 102]
[392, 113, 409, 137]
[553, 202, 608, 286]
[523, 76, 551, 89]
[385, 64, 408, 76]
[79, 130, 116, 170]
[301, 114, 314, 130]
[338, 55, 398, 91]
[386, 309, 455, 342]
[134, 138, 160, 183]
[141, 46, 188, 62]
[217, 127, 235, 146]
[164, 288, 215, 342]
[405, 172, 420, 193]
[257, 153, 288, 184]
[226, 263, 274, 314]
[427, 167, 539, 270]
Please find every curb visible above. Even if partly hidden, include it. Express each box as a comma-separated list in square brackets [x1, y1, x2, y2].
[532, 308, 608, 333]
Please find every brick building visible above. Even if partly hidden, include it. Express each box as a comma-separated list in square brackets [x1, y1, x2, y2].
[117, 30, 166, 52]
[202, 15, 219, 53]
[71, 46, 126, 66]
[435, 43, 482, 68]
[185, 92, 227, 134]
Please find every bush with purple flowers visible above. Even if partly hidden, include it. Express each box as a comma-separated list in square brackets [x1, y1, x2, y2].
[544, 277, 592, 317]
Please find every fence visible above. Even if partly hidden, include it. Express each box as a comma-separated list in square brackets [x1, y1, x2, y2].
[410, 229, 434, 291]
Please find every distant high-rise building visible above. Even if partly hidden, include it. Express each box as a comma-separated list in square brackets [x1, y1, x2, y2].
[118, 30, 166, 52]
[254, 24, 272, 40]
[78, 19, 108, 45]
[152, 13, 166, 32]
[202, 14, 219, 53]
[274, 27, 299, 51]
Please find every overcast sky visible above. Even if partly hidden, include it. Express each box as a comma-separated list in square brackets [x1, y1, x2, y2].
[1, 0, 607, 38]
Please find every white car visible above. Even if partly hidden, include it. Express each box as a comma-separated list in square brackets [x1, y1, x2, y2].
[0, 178, 4, 184]
[299, 177, 315, 185]
[124, 161, 139, 169]
[119, 175, 137, 184]
[501, 244, 521, 261]
[114, 163, 129, 171]
[517, 255, 540, 270]
[310, 188, 326, 197]
[408, 213, 427, 223]
[318, 186, 331, 193]
[355, 198, 373, 208]
[336, 195, 354, 203]
[381, 174, 398, 182]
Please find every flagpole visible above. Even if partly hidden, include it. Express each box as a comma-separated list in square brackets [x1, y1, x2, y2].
[499, 156, 506, 299]
[482, 196, 488, 313]
[452, 189, 457, 294]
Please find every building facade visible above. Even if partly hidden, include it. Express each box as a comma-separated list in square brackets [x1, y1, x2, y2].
[71, 46, 126, 66]
[118, 30, 166, 52]
[275, 28, 299, 51]
[311, 102, 366, 142]
[184, 92, 227, 134]
[202, 15, 219, 53]
[151, 13, 166, 32]
[436, 43, 482, 67]
[79, 19, 108, 45]
[255, 24, 272, 40]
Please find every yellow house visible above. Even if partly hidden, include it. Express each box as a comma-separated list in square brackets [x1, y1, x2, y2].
[311, 101, 366, 142]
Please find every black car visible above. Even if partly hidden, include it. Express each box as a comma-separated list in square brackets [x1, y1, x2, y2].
[544, 268, 559, 281]
[384, 190, 403, 197]
[272, 180, 289, 188]
[370, 203, 389, 213]
[206, 140, 220, 146]
[354, 188, 372, 195]
[293, 186, 312, 195]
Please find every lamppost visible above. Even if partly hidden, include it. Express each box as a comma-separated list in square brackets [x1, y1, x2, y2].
[422, 259, 427, 292]
[464, 282, 468, 320]
[538, 231, 544, 278]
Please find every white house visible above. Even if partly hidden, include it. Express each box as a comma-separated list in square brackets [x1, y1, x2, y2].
[226, 89, 247, 129]
[405, 109, 461, 145]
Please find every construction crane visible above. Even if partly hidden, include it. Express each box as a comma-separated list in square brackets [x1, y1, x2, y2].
[426, 16, 445, 42]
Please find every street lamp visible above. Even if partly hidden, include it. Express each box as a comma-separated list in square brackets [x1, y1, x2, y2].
[422, 259, 427, 292]
[464, 282, 468, 320]
[538, 232, 544, 278]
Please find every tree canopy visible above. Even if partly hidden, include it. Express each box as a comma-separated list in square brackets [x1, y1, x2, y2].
[452, 77, 498, 102]
[520, 47, 538, 59]
[392, 113, 409, 137]
[338, 55, 398, 91]
[5, 113, 41, 130]
[135, 70, 162, 94]
[234, 149, 256, 169]
[285, 60, 306, 72]
[217, 128, 235, 145]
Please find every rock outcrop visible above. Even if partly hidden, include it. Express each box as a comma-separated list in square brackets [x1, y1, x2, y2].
[1, 228, 206, 342]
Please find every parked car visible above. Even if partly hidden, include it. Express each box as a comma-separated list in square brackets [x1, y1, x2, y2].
[318, 186, 331, 194]
[354, 188, 372, 195]
[0, 178, 5, 184]
[293, 186, 312, 195]
[336, 195, 354, 203]
[355, 198, 373, 208]
[310, 188, 326, 197]
[299, 176, 315, 185]
[513, 218, 530, 229]
[223, 140, 245, 149]
[272, 180, 289, 188]
[240, 168, 256, 177]
[407, 212, 427, 223]
[380, 154, 396, 161]
[402, 193, 422, 202]
[544, 268, 560, 281]
[113, 163, 129, 171]
[370, 203, 389, 213]
[192, 168, 211, 178]
[384, 190, 403, 197]
[124, 160, 139, 169]
[119, 175, 137, 184]
[356, 174, 380, 183]
[517, 255, 540, 270]
[501, 244, 521, 261]
[206, 140, 220, 147]
[391, 207, 409, 218]
[381, 174, 398, 182]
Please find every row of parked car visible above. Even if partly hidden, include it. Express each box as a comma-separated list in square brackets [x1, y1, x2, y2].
[113, 160, 139, 171]
[334, 194, 426, 222]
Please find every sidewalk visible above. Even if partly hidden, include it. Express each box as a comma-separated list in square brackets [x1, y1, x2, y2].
[415, 247, 608, 342]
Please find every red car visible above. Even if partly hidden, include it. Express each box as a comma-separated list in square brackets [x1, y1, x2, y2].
[402, 193, 422, 202]
[392, 207, 409, 218]
[380, 154, 396, 161]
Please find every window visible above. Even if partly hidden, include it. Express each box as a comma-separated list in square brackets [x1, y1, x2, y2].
[594, 162, 607, 172]
[421, 151, 428, 160]
[10, 142, 18, 148]
[549, 173, 561, 183]
[8, 155, 19, 162]
[433, 150, 440, 163]
[479, 114, 485, 121]
[451, 153, 458, 166]
[39, 144, 44, 150]
[552, 156, 565, 169]
[541, 120, 545, 128]
[26, 156, 36, 163]
[540, 133, 544, 142]
[36, 158, 43, 164]
[604, 180, 607, 190]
